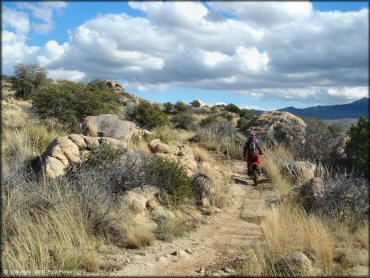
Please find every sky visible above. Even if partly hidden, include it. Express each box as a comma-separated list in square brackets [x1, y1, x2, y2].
[2, 1, 369, 110]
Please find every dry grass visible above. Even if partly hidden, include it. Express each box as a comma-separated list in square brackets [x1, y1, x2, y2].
[3, 196, 98, 275]
[191, 144, 213, 163]
[124, 224, 154, 249]
[262, 146, 293, 196]
[355, 222, 369, 249]
[155, 214, 192, 242]
[173, 129, 195, 143]
[241, 202, 335, 276]
[127, 134, 151, 154]
[147, 126, 176, 144]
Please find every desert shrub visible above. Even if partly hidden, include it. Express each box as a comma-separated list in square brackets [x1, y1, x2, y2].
[10, 64, 49, 99]
[200, 115, 220, 127]
[31, 80, 120, 128]
[239, 108, 255, 118]
[147, 157, 193, 204]
[190, 99, 202, 108]
[220, 111, 234, 121]
[346, 115, 369, 178]
[163, 102, 174, 114]
[132, 101, 170, 129]
[147, 126, 176, 144]
[155, 214, 192, 242]
[171, 112, 198, 130]
[85, 143, 127, 168]
[237, 117, 252, 130]
[174, 101, 190, 112]
[225, 103, 240, 114]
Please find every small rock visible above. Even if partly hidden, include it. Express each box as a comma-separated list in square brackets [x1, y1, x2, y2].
[178, 250, 188, 257]
[185, 248, 193, 254]
[222, 267, 234, 273]
[171, 250, 179, 256]
[196, 266, 205, 273]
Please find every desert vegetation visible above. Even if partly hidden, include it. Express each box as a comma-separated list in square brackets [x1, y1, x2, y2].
[1, 65, 368, 276]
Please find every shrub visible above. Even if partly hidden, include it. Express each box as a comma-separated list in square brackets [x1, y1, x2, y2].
[147, 157, 193, 204]
[190, 100, 202, 108]
[147, 126, 175, 144]
[220, 111, 234, 121]
[171, 112, 198, 130]
[200, 115, 220, 127]
[155, 214, 191, 242]
[226, 103, 240, 114]
[132, 101, 170, 129]
[31, 80, 120, 128]
[10, 64, 49, 99]
[237, 117, 252, 130]
[163, 102, 174, 114]
[346, 115, 369, 178]
[174, 101, 190, 112]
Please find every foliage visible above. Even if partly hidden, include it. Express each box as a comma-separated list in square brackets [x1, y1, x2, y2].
[226, 103, 240, 114]
[87, 79, 110, 90]
[237, 117, 252, 130]
[200, 115, 220, 127]
[190, 100, 202, 107]
[10, 64, 49, 99]
[147, 126, 175, 144]
[132, 101, 170, 129]
[163, 102, 174, 114]
[346, 115, 369, 178]
[31, 80, 120, 128]
[85, 143, 127, 168]
[147, 157, 193, 204]
[171, 112, 198, 130]
[239, 108, 255, 118]
[174, 101, 190, 112]
[220, 111, 234, 121]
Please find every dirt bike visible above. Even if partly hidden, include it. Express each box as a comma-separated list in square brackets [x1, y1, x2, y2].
[248, 162, 261, 186]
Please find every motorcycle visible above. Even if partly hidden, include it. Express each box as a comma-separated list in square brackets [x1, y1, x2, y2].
[248, 162, 261, 186]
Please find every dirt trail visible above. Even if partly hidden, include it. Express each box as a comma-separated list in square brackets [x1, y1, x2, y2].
[101, 160, 277, 276]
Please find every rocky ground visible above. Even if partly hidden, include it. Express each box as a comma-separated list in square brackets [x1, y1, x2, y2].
[94, 160, 276, 276]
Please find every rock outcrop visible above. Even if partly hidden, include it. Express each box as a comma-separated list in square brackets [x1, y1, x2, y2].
[274, 252, 313, 276]
[35, 134, 126, 179]
[149, 139, 198, 176]
[283, 161, 317, 184]
[245, 111, 306, 146]
[81, 114, 137, 140]
[299, 177, 325, 211]
[106, 80, 123, 92]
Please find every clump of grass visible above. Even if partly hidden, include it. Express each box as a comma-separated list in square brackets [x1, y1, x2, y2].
[124, 224, 154, 249]
[147, 126, 176, 144]
[191, 144, 213, 163]
[262, 146, 293, 196]
[155, 214, 192, 242]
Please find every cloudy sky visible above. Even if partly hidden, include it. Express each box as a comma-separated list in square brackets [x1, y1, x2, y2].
[2, 1, 368, 110]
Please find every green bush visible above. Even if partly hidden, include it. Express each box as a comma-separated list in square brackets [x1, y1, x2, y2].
[31, 80, 120, 128]
[163, 102, 174, 114]
[239, 108, 255, 119]
[86, 143, 126, 168]
[237, 117, 253, 130]
[11, 64, 49, 99]
[346, 115, 369, 178]
[147, 157, 193, 204]
[226, 103, 240, 114]
[190, 100, 201, 108]
[148, 126, 175, 144]
[174, 101, 190, 112]
[132, 101, 170, 129]
[220, 111, 233, 121]
[200, 115, 220, 127]
[171, 112, 198, 130]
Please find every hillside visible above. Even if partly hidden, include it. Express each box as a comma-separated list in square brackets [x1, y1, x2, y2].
[278, 98, 369, 120]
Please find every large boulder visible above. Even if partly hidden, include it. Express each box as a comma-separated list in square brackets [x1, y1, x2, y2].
[283, 161, 317, 184]
[35, 134, 127, 179]
[81, 114, 137, 141]
[274, 252, 313, 276]
[245, 111, 306, 146]
[299, 177, 325, 211]
[150, 139, 170, 154]
[106, 80, 123, 92]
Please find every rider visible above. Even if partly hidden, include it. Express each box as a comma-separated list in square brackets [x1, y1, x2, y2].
[243, 132, 263, 176]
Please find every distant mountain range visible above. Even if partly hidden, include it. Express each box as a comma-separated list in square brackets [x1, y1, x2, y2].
[252, 97, 369, 120]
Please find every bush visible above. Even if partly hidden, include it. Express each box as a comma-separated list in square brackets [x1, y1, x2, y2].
[147, 126, 175, 144]
[190, 100, 202, 108]
[171, 112, 198, 130]
[220, 111, 234, 121]
[163, 102, 174, 114]
[10, 64, 49, 99]
[200, 115, 220, 127]
[226, 103, 240, 114]
[132, 101, 170, 129]
[31, 80, 120, 128]
[237, 117, 252, 130]
[346, 115, 369, 178]
[174, 101, 190, 112]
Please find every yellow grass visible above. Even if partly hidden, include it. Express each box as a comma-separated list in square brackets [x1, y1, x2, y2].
[124, 224, 154, 249]
[191, 145, 213, 163]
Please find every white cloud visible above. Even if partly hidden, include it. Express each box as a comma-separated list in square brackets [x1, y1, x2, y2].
[16, 1, 68, 34]
[2, 7, 30, 34]
[47, 68, 85, 81]
[2, 2, 368, 106]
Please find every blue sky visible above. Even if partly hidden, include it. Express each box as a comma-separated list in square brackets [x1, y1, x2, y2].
[2, 1, 369, 110]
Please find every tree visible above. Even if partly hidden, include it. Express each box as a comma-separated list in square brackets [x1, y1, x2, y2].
[190, 100, 201, 108]
[346, 115, 369, 178]
[163, 102, 174, 114]
[10, 64, 48, 99]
